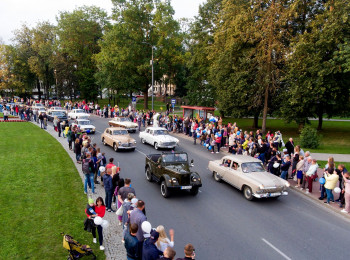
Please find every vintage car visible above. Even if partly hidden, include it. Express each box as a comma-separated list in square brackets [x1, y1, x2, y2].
[68, 109, 90, 119]
[101, 127, 136, 151]
[47, 106, 66, 113]
[139, 127, 179, 150]
[208, 155, 290, 200]
[145, 152, 202, 197]
[108, 117, 138, 132]
[70, 119, 96, 134]
[47, 110, 68, 124]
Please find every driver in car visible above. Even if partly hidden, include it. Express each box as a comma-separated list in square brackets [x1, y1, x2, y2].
[224, 160, 231, 167]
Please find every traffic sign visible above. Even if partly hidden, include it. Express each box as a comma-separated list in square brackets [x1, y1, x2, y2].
[171, 99, 176, 105]
[132, 97, 136, 102]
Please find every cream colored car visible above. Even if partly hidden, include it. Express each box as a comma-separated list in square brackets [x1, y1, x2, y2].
[109, 117, 138, 132]
[208, 155, 289, 200]
[101, 127, 137, 152]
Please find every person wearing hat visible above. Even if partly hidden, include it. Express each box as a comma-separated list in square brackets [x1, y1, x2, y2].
[176, 243, 195, 260]
[142, 229, 162, 260]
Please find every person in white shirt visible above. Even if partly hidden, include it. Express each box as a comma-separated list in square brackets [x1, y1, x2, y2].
[304, 159, 318, 194]
[155, 225, 174, 253]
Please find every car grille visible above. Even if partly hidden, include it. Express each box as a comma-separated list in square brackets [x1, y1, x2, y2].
[162, 142, 176, 146]
[121, 143, 134, 147]
[260, 187, 283, 193]
[179, 174, 190, 185]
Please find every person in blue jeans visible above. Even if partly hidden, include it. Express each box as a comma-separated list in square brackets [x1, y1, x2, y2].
[83, 153, 95, 194]
[103, 168, 114, 212]
[280, 156, 291, 180]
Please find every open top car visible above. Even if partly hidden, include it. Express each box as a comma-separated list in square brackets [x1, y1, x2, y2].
[101, 127, 136, 151]
[68, 109, 90, 119]
[70, 119, 95, 134]
[47, 110, 68, 124]
[139, 127, 179, 150]
[108, 117, 138, 132]
[208, 155, 290, 200]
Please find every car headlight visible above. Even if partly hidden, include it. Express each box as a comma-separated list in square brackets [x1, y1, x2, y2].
[285, 182, 290, 187]
[170, 178, 178, 184]
[134, 141, 137, 144]
[118, 141, 122, 145]
[259, 184, 265, 189]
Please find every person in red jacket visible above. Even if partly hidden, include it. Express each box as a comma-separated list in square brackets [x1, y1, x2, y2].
[85, 197, 106, 250]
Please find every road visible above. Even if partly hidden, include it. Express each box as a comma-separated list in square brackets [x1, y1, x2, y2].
[86, 115, 350, 260]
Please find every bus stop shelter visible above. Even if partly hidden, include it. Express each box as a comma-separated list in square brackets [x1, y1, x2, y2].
[181, 105, 215, 121]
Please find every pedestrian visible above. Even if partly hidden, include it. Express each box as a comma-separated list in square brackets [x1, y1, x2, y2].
[130, 200, 147, 243]
[82, 153, 95, 194]
[118, 179, 136, 208]
[103, 168, 114, 212]
[280, 155, 291, 180]
[74, 138, 82, 163]
[341, 172, 350, 213]
[57, 119, 62, 137]
[67, 126, 73, 150]
[301, 157, 312, 191]
[39, 112, 44, 128]
[319, 157, 335, 200]
[125, 223, 140, 260]
[338, 164, 348, 208]
[295, 155, 304, 187]
[155, 226, 174, 252]
[159, 247, 177, 260]
[142, 230, 162, 260]
[115, 178, 125, 225]
[176, 243, 195, 260]
[324, 168, 339, 205]
[85, 197, 106, 250]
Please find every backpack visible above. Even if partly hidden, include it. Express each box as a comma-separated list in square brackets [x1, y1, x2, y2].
[82, 159, 91, 174]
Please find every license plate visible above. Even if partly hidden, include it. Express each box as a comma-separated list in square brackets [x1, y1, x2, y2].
[269, 192, 281, 197]
[181, 186, 192, 190]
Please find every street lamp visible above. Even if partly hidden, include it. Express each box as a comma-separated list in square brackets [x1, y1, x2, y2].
[142, 42, 155, 111]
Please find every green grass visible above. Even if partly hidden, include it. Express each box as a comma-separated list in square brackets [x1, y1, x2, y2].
[0, 123, 105, 260]
[0, 112, 16, 118]
[317, 161, 350, 170]
[220, 118, 350, 154]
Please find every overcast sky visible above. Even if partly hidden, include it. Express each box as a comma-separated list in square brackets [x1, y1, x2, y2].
[0, 0, 205, 44]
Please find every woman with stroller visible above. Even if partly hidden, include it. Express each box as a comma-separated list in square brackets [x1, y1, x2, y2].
[85, 197, 106, 250]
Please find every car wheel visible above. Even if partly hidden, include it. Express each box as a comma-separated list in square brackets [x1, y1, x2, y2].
[213, 172, 221, 182]
[145, 167, 153, 182]
[160, 180, 170, 198]
[190, 187, 199, 196]
[154, 142, 159, 150]
[141, 138, 146, 144]
[243, 186, 254, 201]
[131, 148, 135, 152]
[102, 138, 107, 146]
[113, 143, 118, 152]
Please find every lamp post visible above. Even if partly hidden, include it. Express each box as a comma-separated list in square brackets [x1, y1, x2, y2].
[142, 42, 154, 111]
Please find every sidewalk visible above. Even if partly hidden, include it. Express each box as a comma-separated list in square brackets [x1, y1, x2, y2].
[172, 131, 350, 219]
[30, 120, 126, 260]
[309, 153, 350, 162]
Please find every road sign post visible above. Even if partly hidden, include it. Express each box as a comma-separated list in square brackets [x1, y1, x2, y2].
[171, 99, 176, 120]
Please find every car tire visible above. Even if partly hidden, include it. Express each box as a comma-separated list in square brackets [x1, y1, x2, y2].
[113, 143, 118, 152]
[190, 187, 199, 196]
[213, 172, 221, 182]
[243, 186, 254, 201]
[141, 138, 146, 144]
[145, 167, 153, 182]
[102, 138, 107, 146]
[154, 142, 159, 150]
[161, 180, 170, 198]
[131, 148, 135, 152]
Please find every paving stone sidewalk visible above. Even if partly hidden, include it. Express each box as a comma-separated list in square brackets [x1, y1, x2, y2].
[30, 120, 126, 260]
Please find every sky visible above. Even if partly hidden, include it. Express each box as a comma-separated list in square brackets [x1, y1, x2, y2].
[0, 0, 206, 44]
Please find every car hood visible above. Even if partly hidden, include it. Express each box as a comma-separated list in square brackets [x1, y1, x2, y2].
[111, 135, 135, 143]
[248, 171, 286, 187]
[155, 135, 179, 143]
[79, 125, 95, 129]
[164, 164, 190, 174]
[110, 120, 137, 127]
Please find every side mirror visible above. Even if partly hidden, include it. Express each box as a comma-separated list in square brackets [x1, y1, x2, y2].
[190, 159, 194, 167]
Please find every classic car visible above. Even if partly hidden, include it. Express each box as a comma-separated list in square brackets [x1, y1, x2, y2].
[70, 119, 96, 134]
[139, 127, 179, 150]
[47, 106, 66, 113]
[145, 152, 202, 197]
[68, 109, 90, 119]
[101, 127, 136, 151]
[108, 117, 138, 132]
[47, 110, 68, 124]
[208, 155, 290, 200]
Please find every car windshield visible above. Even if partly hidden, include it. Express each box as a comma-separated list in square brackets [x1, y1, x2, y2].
[78, 120, 90, 125]
[112, 130, 128, 135]
[162, 153, 188, 163]
[119, 118, 131, 122]
[75, 109, 84, 113]
[154, 129, 168, 135]
[52, 111, 66, 116]
[241, 162, 265, 173]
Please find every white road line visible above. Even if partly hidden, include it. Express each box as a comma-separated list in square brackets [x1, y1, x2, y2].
[95, 130, 102, 134]
[135, 149, 146, 156]
[261, 238, 291, 260]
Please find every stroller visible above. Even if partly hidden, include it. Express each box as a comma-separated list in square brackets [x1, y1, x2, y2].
[62, 233, 96, 260]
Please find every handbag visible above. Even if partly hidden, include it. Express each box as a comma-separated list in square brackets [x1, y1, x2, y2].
[116, 205, 124, 216]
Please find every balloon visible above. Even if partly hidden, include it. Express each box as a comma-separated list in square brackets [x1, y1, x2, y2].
[101, 219, 109, 229]
[203, 130, 206, 133]
[141, 221, 152, 234]
[209, 146, 212, 150]
[99, 166, 105, 173]
[319, 177, 325, 185]
[273, 162, 280, 168]
[206, 144, 209, 147]
[334, 187, 341, 194]
[94, 216, 103, 225]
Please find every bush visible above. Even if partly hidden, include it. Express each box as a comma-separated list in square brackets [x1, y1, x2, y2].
[300, 125, 320, 149]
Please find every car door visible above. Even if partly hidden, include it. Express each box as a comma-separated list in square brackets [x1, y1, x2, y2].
[145, 129, 151, 144]
[223, 161, 242, 188]
[106, 129, 113, 146]
[216, 158, 232, 181]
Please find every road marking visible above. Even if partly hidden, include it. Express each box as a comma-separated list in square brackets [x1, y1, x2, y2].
[95, 130, 102, 134]
[261, 238, 291, 260]
[198, 190, 202, 193]
[135, 149, 146, 156]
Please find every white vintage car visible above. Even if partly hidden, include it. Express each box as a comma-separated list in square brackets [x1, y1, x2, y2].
[68, 109, 90, 119]
[70, 119, 96, 134]
[109, 117, 138, 132]
[208, 155, 290, 200]
[139, 127, 179, 150]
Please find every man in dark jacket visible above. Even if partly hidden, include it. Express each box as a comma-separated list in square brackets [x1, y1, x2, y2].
[103, 168, 114, 212]
[285, 138, 294, 156]
[142, 230, 162, 260]
[176, 243, 195, 260]
[158, 247, 176, 260]
[125, 223, 139, 260]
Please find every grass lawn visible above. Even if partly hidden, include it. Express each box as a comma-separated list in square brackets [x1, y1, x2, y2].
[0, 112, 16, 118]
[317, 161, 350, 170]
[0, 123, 105, 259]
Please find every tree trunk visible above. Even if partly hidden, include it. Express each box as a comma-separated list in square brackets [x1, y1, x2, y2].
[252, 113, 259, 128]
[37, 78, 41, 100]
[317, 103, 323, 130]
[261, 85, 269, 134]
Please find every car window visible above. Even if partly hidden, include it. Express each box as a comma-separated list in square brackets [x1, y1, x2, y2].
[154, 129, 168, 135]
[241, 162, 265, 173]
[113, 130, 128, 135]
[222, 159, 232, 167]
[162, 153, 188, 163]
[119, 118, 130, 122]
[150, 130, 153, 135]
[231, 162, 239, 170]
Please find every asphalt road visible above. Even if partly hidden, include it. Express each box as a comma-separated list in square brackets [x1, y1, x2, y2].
[86, 115, 350, 260]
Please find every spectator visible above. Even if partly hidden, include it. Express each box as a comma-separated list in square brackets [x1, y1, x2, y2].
[280, 155, 291, 180]
[118, 179, 136, 206]
[338, 164, 348, 208]
[103, 168, 114, 212]
[301, 157, 312, 191]
[291, 146, 300, 179]
[130, 200, 147, 242]
[155, 225, 174, 252]
[106, 158, 116, 169]
[341, 172, 350, 214]
[295, 155, 304, 187]
[324, 168, 339, 204]
[285, 137, 294, 156]
[85, 197, 106, 250]
[305, 159, 318, 194]
[319, 157, 335, 200]
[176, 243, 195, 260]
[125, 223, 140, 260]
[158, 247, 177, 260]
[142, 230, 162, 260]
[74, 138, 82, 163]
[82, 153, 95, 194]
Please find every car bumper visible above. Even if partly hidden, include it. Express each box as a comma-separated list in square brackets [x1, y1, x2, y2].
[126, 128, 137, 132]
[81, 130, 95, 134]
[117, 145, 136, 150]
[253, 191, 288, 198]
[168, 183, 202, 189]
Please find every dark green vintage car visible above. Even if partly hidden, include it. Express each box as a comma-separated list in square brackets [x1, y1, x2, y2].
[145, 152, 202, 198]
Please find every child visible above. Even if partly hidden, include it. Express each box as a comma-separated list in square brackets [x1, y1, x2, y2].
[295, 155, 304, 187]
